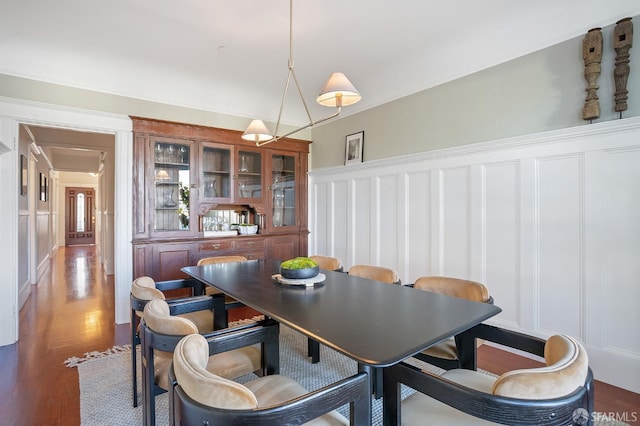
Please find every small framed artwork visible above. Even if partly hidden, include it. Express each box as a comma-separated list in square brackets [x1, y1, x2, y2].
[20, 154, 28, 196]
[345, 131, 364, 165]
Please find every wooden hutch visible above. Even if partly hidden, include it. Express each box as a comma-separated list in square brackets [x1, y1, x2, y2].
[131, 117, 310, 281]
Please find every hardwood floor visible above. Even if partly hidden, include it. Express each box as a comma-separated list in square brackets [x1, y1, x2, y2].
[0, 246, 637, 425]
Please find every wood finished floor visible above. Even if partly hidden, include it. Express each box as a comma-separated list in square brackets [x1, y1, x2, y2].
[0, 246, 637, 425]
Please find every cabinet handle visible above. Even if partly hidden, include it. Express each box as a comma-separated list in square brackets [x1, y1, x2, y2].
[212, 244, 220, 249]
[248, 242, 254, 246]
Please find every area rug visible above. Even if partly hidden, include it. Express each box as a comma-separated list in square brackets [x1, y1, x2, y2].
[68, 323, 439, 425]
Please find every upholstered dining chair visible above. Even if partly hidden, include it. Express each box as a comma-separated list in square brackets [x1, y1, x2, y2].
[140, 298, 272, 426]
[197, 255, 248, 322]
[309, 255, 343, 272]
[169, 332, 371, 426]
[130, 275, 210, 407]
[383, 325, 594, 425]
[411, 276, 492, 370]
[347, 264, 401, 284]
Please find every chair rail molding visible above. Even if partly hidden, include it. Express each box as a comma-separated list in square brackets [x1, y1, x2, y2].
[309, 116, 640, 393]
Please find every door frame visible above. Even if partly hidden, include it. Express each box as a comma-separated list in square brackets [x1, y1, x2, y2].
[0, 97, 133, 345]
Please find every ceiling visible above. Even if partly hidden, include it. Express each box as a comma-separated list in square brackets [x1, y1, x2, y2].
[4, 0, 640, 170]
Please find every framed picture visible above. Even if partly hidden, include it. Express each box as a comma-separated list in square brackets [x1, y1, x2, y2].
[345, 131, 364, 165]
[20, 154, 28, 196]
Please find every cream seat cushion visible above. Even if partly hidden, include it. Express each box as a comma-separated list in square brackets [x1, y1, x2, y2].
[132, 276, 214, 333]
[174, 333, 348, 426]
[400, 334, 588, 425]
[143, 299, 260, 390]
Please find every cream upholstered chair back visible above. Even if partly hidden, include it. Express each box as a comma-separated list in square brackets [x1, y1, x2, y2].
[492, 334, 588, 399]
[392, 331, 592, 425]
[143, 299, 200, 336]
[197, 256, 248, 266]
[172, 334, 356, 425]
[173, 334, 260, 409]
[309, 255, 342, 271]
[131, 276, 165, 317]
[413, 276, 490, 303]
[411, 276, 490, 368]
[197, 256, 248, 299]
[143, 299, 200, 390]
[348, 264, 400, 284]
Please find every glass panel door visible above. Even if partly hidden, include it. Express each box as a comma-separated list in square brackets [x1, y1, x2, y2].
[201, 144, 232, 201]
[153, 139, 191, 233]
[270, 153, 296, 228]
[236, 149, 262, 201]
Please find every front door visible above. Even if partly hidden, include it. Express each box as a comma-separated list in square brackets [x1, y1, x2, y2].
[65, 187, 95, 246]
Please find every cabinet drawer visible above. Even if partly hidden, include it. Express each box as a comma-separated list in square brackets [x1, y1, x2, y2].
[199, 240, 234, 252]
[235, 238, 265, 250]
[243, 251, 266, 261]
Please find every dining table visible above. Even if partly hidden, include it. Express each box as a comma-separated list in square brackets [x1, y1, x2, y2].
[182, 259, 501, 425]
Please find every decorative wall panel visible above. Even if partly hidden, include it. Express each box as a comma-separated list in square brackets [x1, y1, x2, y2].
[605, 148, 640, 355]
[484, 162, 519, 326]
[537, 155, 583, 338]
[308, 116, 640, 393]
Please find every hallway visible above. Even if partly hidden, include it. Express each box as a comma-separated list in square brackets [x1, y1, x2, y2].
[0, 246, 127, 425]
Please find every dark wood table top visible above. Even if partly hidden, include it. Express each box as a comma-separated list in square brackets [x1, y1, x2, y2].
[182, 259, 501, 367]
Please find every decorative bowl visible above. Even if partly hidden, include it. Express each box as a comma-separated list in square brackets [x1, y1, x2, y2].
[238, 224, 258, 235]
[280, 257, 319, 279]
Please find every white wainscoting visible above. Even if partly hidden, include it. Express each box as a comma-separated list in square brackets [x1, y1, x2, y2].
[308, 117, 640, 393]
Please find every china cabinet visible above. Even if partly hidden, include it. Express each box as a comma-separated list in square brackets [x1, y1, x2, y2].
[131, 117, 310, 281]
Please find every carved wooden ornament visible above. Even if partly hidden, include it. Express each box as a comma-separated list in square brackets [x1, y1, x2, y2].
[582, 28, 603, 121]
[614, 17, 633, 113]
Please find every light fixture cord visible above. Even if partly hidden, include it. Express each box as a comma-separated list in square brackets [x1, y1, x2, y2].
[272, 0, 313, 140]
[256, 0, 347, 147]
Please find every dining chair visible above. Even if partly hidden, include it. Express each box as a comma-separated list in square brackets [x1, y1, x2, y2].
[347, 264, 401, 284]
[309, 255, 343, 272]
[169, 332, 371, 426]
[411, 276, 492, 370]
[346, 264, 400, 397]
[383, 324, 594, 425]
[130, 275, 210, 407]
[140, 298, 274, 426]
[197, 255, 248, 322]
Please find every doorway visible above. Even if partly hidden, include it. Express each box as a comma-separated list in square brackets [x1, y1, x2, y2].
[65, 187, 96, 246]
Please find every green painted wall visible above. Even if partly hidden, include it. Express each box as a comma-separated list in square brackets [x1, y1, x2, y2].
[310, 16, 640, 169]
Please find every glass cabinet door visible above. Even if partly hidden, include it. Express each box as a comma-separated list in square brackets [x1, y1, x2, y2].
[200, 143, 232, 202]
[236, 149, 262, 201]
[153, 139, 193, 235]
[270, 152, 297, 229]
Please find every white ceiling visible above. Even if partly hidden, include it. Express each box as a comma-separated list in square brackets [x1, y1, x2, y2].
[4, 0, 640, 169]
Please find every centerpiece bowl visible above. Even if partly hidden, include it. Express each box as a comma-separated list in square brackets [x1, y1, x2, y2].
[280, 257, 319, 279]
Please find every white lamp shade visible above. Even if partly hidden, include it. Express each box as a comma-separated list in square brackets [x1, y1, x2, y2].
[316, 72, 361, 107]
[242, 119, 273, 142]
[156, 170, 170, 180]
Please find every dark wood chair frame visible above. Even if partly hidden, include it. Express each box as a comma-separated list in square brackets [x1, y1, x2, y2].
[130, 277, 208, 407]
[139, 299, 280, 426]
[168, 325, 371, 426]
[383, 323, 595, 426]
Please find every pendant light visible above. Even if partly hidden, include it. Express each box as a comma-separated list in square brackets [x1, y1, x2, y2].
[242, 0, 361, 146]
